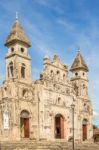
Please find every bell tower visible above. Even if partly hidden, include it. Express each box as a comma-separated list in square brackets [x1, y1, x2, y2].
[4, 15, 31, 83]
[70, 50, 89, 97]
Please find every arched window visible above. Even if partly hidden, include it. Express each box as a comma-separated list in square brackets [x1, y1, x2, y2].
[57, 70, 60, 75]
[50, 70, 54, 77]
[84, 103, 87, 111]
[8, 62, 14, 77]
[11, 47, 14, 52]
[4, 87, 7, 91]
[22, 89, 27, 97]
[51, 70, 53, 74]
[57, 97, 61, 104]
[21, 48, 24, 53]
[56, 70, 60, 80]
[21, 63, 25, 78]
[83, 84, 85, 88]
[63, 74, 66, 81]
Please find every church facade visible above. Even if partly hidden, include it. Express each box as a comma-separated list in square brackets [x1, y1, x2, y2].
[0, 17, 93, 142]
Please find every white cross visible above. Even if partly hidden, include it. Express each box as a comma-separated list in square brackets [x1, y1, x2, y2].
[16, 11, 18, 20]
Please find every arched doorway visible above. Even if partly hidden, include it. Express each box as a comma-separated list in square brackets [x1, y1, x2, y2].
[82, 119, 88, 141]
[55, 114, 64, 139]
[20, 110, 30, 138]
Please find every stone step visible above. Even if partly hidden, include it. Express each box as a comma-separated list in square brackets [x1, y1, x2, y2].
[0, 141, 99, 150]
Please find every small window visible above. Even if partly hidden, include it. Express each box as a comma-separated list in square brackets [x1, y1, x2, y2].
[57, 97, 61, 104]
[4, 87, 7, 91]
[50, 70, 54, 77]
[21, 48, 24, 53]
[21, 63, 25, 78]
[83, 84, 85, 88]
[23, 89, 26, 96]
[57, 71, 60, 74]
[75, 72, 78, 76]
[11, 47, 14, 52]
[10, 66, 14, 77]
[9, 62, 14, 77]
[21, 66, 25, 78]
[83, 72, 85, 76]
[84, 103, 86, 106]
[51, 70, 53, 73]
[63, 74, 65, 80]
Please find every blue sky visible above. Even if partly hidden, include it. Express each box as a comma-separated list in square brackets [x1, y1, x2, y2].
[0, 0, 99, 126]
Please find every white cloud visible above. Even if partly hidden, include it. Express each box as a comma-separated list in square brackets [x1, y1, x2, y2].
[93, 111, 99, 120]
[57, 19, 76, 32]
[33, 0, 63, 14]
[21, 16, 55, 57]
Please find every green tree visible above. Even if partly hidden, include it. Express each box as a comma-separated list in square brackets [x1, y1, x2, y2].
[93, 124, 98, 129]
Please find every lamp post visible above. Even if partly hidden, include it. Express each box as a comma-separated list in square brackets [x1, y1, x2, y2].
[71, 104, 75, 150]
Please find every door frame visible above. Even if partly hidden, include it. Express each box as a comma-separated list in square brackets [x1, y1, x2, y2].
[54, 114, 64, 139]
[82, 119, 88, 141]
[20, 110, 30, 138]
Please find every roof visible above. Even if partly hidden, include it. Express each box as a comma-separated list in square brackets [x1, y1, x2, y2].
[93, 129, 99, 135]
[5, 18, 31, 47]
[70, 51, 89, 72]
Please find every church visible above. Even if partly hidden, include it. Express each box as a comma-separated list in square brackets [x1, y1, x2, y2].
[0, 16, 93, 142]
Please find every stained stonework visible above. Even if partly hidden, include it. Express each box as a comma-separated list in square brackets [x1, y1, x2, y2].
[0, 18, 93, 142]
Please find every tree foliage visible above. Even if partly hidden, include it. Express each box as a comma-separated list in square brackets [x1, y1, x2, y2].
[93, 124, 98, 129]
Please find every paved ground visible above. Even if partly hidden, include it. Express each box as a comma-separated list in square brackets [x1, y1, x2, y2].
[0, 140, 99, 150]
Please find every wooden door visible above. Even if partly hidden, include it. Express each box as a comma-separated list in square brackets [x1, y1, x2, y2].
[55, 117, 61, 138]
[60, 117, 64, 138]
[24, 118, 29, 138]
[55, 115, 64, 139]
[83, 125, 87, 140]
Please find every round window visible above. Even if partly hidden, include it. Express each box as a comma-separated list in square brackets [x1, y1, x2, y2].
[75, 72, 78, 76]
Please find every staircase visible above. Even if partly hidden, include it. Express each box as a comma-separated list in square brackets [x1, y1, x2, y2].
[0, 140, 99, 150]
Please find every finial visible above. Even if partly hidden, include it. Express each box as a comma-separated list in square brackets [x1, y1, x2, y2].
[16, 11, 19, 21]
[44, 55, 49, 59]
[77, 46, 80, 53]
